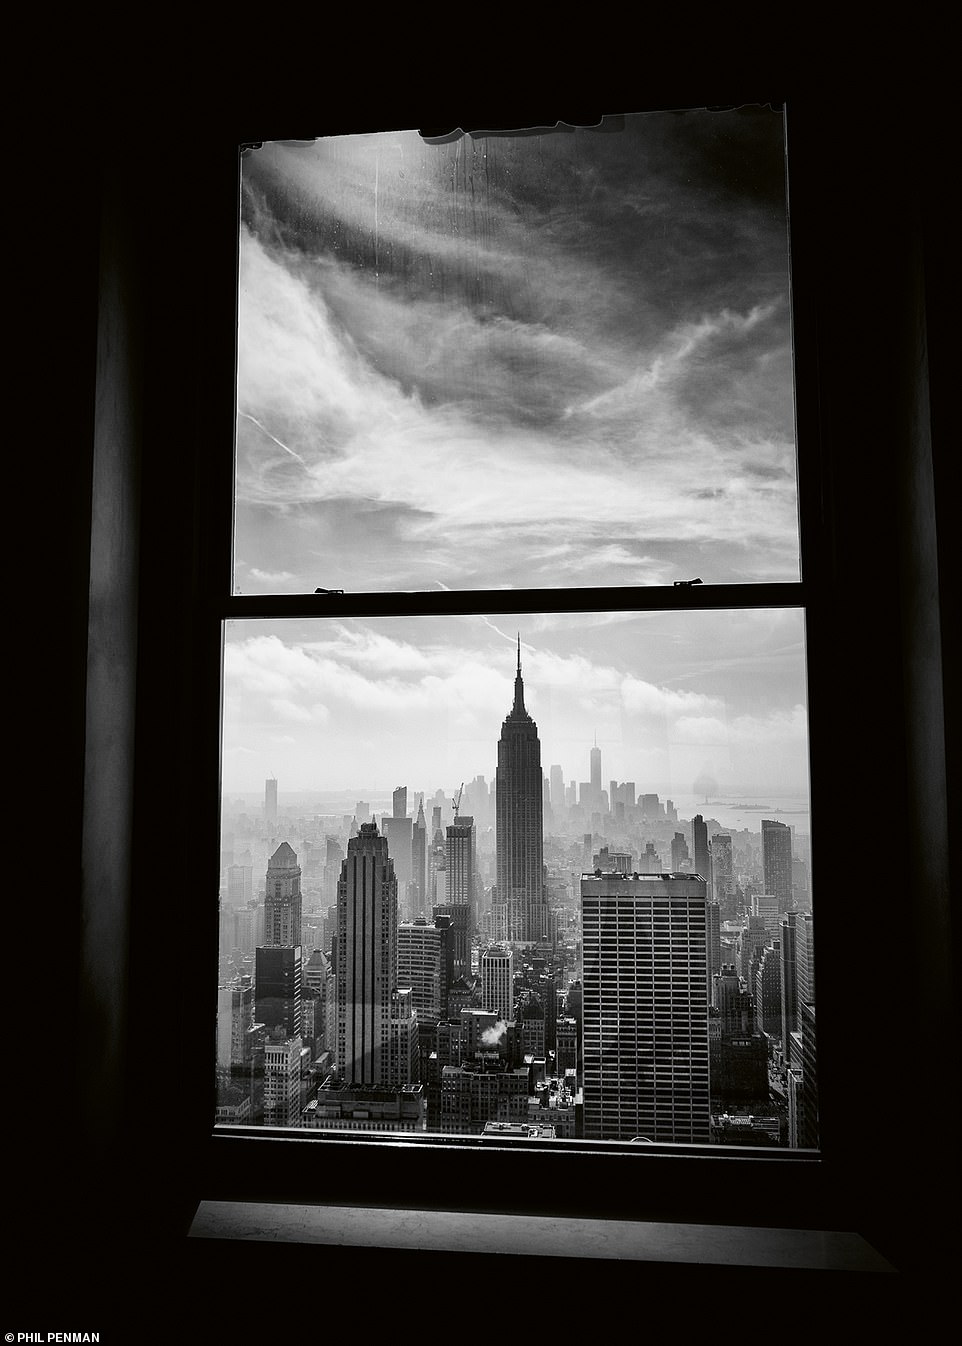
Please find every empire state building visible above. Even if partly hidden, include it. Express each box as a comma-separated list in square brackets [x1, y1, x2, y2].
[496, 639, 547, 943]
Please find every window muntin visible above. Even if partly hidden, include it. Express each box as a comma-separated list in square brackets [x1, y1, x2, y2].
[234, 109, 799, 596]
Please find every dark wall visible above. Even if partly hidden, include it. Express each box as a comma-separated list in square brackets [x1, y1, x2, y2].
[17, 33, 953, 1333]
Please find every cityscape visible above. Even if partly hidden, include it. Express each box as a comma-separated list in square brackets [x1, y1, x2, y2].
[216, 627, 816, 1149]
[217, 108, 816, 1152]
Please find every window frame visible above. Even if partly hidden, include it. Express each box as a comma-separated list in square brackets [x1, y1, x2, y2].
[106, 87, 949, 1268]
[201, 100, 827, 1215]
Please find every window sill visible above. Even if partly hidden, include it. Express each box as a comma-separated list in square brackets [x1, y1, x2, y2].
[188, 1200, 895, 1273]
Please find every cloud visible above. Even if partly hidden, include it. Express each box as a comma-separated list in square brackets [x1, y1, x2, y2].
[248, 566, 298, 584]
[220, 609, 811, 795]
[232, 117, 800, 593]
[621, 679, 721, 719]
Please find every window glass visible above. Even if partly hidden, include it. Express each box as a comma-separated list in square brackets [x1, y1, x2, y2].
[234, 108, 798, 595]
[217, 608, 816, 1148]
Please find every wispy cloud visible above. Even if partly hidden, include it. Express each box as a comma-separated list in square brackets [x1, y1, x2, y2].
[233, 114, 799, 592]
[221, 615, 810, 795]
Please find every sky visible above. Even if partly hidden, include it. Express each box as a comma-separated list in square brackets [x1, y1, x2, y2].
[233, 108, 799, 595]
[224, 111, 807, 810]
[221, 609, 810, 806]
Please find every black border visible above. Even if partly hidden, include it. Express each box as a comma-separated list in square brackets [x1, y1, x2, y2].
[23, 50, 953, 1332]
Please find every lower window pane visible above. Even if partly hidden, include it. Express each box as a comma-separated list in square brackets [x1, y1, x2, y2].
[216, 608, 817, 1148]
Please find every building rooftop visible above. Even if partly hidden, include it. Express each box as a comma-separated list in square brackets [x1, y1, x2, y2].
[482, 1122, 557, 1139]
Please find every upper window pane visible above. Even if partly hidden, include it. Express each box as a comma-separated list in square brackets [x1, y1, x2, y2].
[234, 108, 799, 594]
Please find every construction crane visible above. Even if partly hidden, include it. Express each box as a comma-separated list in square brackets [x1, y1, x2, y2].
[451, 782, 464, 820]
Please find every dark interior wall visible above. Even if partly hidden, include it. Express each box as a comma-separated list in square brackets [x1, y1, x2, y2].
[15, 36, 953, 1332]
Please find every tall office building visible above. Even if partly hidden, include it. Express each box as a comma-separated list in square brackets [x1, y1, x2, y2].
[754, 940, 782, 1040]
[254, 944, 302, 1041]
[390, 987, 419, 1087]
[265, 776, 277, 830]
[336, 822, 399, 1087]
[217, 977, 254, 1082]
[779, 911, 798, 1061]
[589, 741, 602, 807]
[707, 900, 722, 992]
[581, 872, 710, 1143]
[381, 813, 413, 913]
[639, 842, 662, 873]
[692, 815, 711, 895]
[739, 914, 769, 980]
[796, 911, 816, 1008]
[446, 816, 476, 907]
[751, 891, 781, 937]
[550, 764, 565, 815]
[227, 859, 253, 907]
[411, 799, 427, 919]
[711, 833, 734, 915]
[393, 786, 407, 819]
[397, 919, 445, 1022]
[671, 832, 690, 871]
[264, 841, 302, 948]
[496, 639, 547, 943]
[437, 814, 476, 978]
[762, 819, 794, 911]
[481, 946, 514, 1021]
[304, 948, 333, 1055]
[262, 1035, 302, 1126]
[797, 1001, 818, 1148]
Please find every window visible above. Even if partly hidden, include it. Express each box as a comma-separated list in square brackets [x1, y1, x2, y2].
[71, 79, 949, 1281]
[213, 104, 825, 1169]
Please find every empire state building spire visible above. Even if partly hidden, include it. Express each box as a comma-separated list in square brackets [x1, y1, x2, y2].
[496, 639, 547, 943]
[510, 633, 530, 720]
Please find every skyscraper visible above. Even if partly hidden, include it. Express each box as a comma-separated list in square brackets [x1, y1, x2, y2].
[254, 945, 302, 1041]
[381, 811, 413, 914]
[711, 833, 734, 915]
[795, 911, 816, 1008]
[262, 1036, 302, 1127]
[762, 818, 793, 911]
[264, 841, 302, 948]
[549, 764, 565, 815]
[779, 911, 798, 1062]
[692, 815, 711, 894]
[496, 639, 547, 943]
[581, 871, 710, 1143]
[265, 776, 277, 830]
[754, 940, 782, 1040]
[397, 920, 445, 1022]
[671, 832, 690, 871]
[443, 814, 476, 978]
[481, 946, 514, 1021]
[217, 977, 254, 1083]
[446, 815, 475, 908]
[336, 822, 398, 1087]
[411, 799, 427, 918]
[589, 740, 602, 807]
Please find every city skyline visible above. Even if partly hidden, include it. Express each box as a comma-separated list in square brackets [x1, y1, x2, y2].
[219, 633, 816, 1146]
[222, 609, 811, 808]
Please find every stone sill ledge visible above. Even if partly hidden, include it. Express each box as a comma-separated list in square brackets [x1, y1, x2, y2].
[189, 1201, 896, 1273]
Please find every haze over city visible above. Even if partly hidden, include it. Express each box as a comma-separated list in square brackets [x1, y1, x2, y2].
[222, 609, 810, 806]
